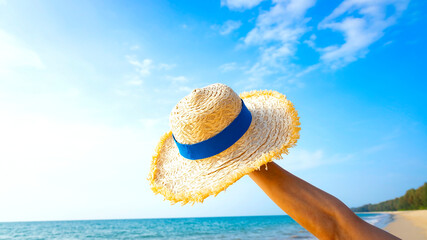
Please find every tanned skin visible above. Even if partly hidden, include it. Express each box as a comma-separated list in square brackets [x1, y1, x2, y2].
[249, 162, 400, 240]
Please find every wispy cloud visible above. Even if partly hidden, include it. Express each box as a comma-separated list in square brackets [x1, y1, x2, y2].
[126, 56, 175, 78]
[219, 62, 238, 72]
[237, 0, 316, 86]
[317, 0, 409, 68]
[0, 29, 44, 73]
[285, 149, 325, 170]
[129, 45, 140, 51]
[215, 20, 242, 35]
[177, 86, 192, 93]
[244, 0, 316, 64]
[221, 0, 264, 10]
[295, 63, 320, 78]
[285, 78, 306, 88]
[158, 63, 176, 71]
[165, 75, 192, 92]
[223, 0, 409, 86]
[166, 75, 188, 84]
[363, 143, 389, 155]
[244, 62, 274, 87]
[121, 56, 178, 97]
[124, 54, 190, 96]
[303, 34, 316, 48]
[126, 56, 153, 77]
[383, 40, 393, 46]
[284, 149, 353, 171]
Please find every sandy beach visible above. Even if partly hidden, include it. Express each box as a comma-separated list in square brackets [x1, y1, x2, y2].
[383, 210, 427, 240]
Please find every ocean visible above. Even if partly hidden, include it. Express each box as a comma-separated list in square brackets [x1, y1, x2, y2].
[0, 214, 392, 239]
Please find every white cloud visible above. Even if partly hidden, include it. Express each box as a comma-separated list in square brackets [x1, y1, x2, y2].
[126, 56, 153, 77]
[218, 20, 242, 35]
[126, 56, 175, 78]
[303, 34, 317, 48]
[295, 63, 320, 78]
[129, 44, 140, 50]
[223, 0, 409, 85]
[363, 143, 388, 154]
[178, 86, 192, 93]
[123, 74, 144, 88]
[0, 29, 44, 73]
[221, 0, 264, 10]
[245, 62, 274, 84]
[219, 62, 238, 72]
[158, 63, 176, 70]
[383, 40, 393, 46]
[283, 149, 353, 171]
[244, 0, 316, 64]
[285, 78, 305, 88]
[166, 75, 188, 84]
[318, 0, 409, 68]
[165, 75, 192, 92]
[234, 0, 316, 86]
[284, 149, 324, 170]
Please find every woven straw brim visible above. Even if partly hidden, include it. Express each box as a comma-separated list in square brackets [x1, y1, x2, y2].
[148, 90, 301, 205]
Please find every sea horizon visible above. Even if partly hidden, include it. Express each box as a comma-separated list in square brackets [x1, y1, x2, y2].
[0, 212, 389, 223]
[0, 214, 392, 239]
[1, 214, 293, 224]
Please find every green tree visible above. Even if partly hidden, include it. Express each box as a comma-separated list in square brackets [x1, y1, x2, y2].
[352, 182, 427, 212]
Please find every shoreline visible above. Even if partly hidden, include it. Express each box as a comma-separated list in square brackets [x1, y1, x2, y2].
[380, 210, 427, 240]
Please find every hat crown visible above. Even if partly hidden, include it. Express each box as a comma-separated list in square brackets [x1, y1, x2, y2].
[170, 83, 242, 144]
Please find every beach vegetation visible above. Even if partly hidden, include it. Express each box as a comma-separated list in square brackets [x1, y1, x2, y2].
[352, 182, 427, 212]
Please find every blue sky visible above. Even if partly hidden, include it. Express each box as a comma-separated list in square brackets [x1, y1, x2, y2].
[0, 0, 426, 222]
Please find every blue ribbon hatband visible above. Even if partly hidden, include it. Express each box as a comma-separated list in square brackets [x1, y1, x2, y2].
[173, 99, 252, 160]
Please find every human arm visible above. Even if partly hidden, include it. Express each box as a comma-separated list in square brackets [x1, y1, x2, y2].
[249, 162, 399, 240]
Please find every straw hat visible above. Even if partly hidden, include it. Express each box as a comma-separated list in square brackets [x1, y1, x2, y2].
[148, 83, 300, 204]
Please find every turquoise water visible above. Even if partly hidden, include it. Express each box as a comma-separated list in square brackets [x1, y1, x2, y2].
[0, 214, 392, 239]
